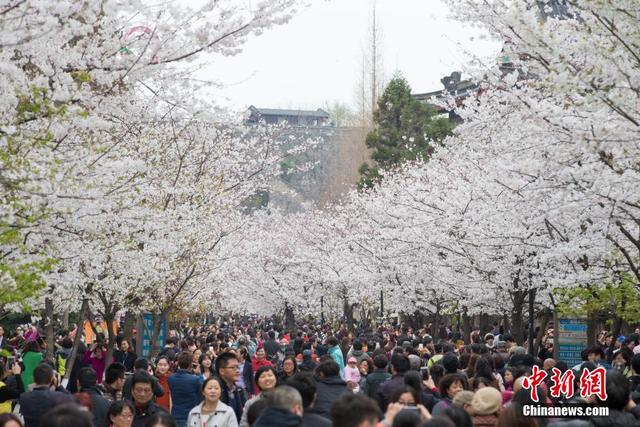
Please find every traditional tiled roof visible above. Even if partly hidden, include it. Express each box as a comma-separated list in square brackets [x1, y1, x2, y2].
[248, 106, 329, 118]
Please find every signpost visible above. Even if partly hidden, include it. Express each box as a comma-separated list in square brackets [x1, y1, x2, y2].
[136, 313, 168, 358]
[554, 316, 588, 367]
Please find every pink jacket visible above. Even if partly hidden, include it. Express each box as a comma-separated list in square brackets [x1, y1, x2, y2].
[23, 329, 39, 342]
[344, 366, 361, 384]
[82, 350, 110, 383]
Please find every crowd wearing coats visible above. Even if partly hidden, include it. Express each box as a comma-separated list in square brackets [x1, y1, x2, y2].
[1, 317, 640, 427]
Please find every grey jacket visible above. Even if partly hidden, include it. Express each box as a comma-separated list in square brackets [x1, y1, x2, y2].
[239, 393, 264, 427]
[187, 401, 239, 427]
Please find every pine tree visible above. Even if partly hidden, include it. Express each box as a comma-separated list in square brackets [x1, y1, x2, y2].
[359, 74, 453, 189]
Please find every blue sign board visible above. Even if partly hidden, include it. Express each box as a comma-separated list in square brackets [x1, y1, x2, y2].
[141, 313, 168, 358]
[557, 318, 588, 367]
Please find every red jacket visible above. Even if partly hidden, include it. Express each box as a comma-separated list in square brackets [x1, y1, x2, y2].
[252, 356, 273, 373]
[155, 373, 171, 411]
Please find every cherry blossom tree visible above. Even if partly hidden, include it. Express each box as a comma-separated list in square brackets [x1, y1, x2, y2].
[1, 0, 310, 359]
[229, 1, 638, 345]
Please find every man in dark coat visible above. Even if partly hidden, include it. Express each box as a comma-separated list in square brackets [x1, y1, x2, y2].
[216, 352, 247, 422]
[123, 358, 164, 400]
[130, 371, 167, 427]
[376, 353, 410, 412]
[396, 326, 412, 347]
[263, 331, 279, 364]
[102, 362, 126, 403]
[288, 373, 332, 427]
[77, 367, 110, 427]
[346, 340, 369, 364]
[157, 336, 179, 362]
[19, 364, 74, 427]
[313, 360, 349, 419]
[361, 354, 391, 400]
[253, 385, 303, 427]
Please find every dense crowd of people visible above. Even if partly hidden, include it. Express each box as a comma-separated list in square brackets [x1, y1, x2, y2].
[0, 318, 640, 427]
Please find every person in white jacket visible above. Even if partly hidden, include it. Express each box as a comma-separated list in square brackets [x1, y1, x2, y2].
[187, 377, 238, 427]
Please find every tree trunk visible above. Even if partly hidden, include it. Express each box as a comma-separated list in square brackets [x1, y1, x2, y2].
[65, 298, 89, 380]
[104, 316, 116, 374]
[479, 313, 490, 335]
[150, 312, 163, 359]
[45, 297, 55, 361]
[124, 312, 135, 346]
[502, 313, 510, 335]
[343, 298, 354, 332]
[284, 304, 295, 333]
[360, 306, 371, 329]
[433, 300, 442, 332]
[528, 288, 536, 355]
[62, 309, 69, 331]
[415, 310, 426, 330]
[512, 289, 526, 346]
[462, 307, 471, 344]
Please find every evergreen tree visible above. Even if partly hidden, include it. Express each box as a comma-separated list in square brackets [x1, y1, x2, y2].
[359, 74, 453, 189]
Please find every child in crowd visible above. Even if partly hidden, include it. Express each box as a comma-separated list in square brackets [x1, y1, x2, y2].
[344, 356, 362, 392]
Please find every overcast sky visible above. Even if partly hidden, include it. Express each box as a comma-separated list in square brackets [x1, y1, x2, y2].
[199, 0, 501, 111]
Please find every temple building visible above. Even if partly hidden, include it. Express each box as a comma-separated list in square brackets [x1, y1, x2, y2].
[244, 106, 330, 126]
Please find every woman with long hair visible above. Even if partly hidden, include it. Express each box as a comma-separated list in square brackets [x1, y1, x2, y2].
[199, 354, 214, 380]
[470, 356, 502, 391]
[465, 353, 479, 380]
[113, 340, 137, 373]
